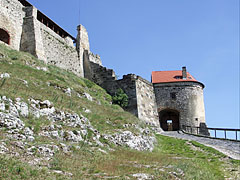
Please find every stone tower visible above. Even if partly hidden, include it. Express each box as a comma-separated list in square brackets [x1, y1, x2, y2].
[152, 67, 208, 135]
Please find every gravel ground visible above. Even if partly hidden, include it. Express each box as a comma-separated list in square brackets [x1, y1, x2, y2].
[160, 131, 240, 160]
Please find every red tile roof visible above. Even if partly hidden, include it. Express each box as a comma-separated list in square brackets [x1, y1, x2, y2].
[151, 70, 198, 84]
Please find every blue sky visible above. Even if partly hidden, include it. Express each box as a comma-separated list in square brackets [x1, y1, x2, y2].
[27, 0, 239, 129]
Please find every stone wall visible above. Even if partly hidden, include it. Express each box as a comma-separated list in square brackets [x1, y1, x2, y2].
[83, 61, 137, 115]
[75, 25, 102, 77]
[0, 0, 25, 50]
[76, 25, 90, 52]
[40, 23, 83, 77]
[135, 77, 159, 125]
[83, 51, 116, 90]
[83, 66, 159, 125]
[117, 75, 138, 117]
[89, 52, 102, 65]
[154, 82, 206, 128]
[20, 6, 46, 61]
[0, 0, 100, 78]
[90, 62, 116, 88]
[116, 75, 159, 125]
[0, 0, 84, 77]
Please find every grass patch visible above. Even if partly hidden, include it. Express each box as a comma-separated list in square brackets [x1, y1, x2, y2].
[0, 155, 67, 180]
[49, 136, 228, 179]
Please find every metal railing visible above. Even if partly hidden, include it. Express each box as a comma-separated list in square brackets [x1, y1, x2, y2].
[181, 125, 240, 141]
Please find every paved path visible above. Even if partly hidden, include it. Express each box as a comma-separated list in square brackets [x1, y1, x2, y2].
[160, 131, 240, 160]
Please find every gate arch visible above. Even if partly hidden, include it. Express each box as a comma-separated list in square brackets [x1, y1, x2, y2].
[159, 109, 180, 131]
[0, 28, 10, 45]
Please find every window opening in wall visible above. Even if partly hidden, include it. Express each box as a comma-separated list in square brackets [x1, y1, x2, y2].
[170, 92, 176, 100]
[0, 29, 10, 45]
[195, 118, 198, 121]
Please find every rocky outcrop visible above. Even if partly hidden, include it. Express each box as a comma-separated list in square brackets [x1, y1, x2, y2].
[103, 130, 156, 151]
[0, 96, 157, 154]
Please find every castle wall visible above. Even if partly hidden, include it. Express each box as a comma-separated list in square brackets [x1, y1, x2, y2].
[20, 6, 46, 61]
[154, 82, 206, 129]
[83, 64, 159, 125]
[0, 0, 25, 50]
[0, 0, 84, 77]
[40, 23, 83, 77]
[83, 60, 139, 117]
[89, 52, 102, 65]
[117, 75, 138, 117]
[135, 77, 159, 125]
[89, 62, 116, 87]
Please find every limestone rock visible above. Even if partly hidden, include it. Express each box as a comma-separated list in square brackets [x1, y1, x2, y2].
[0, 112, 25, 130]
[29, 99, 55, 118]
[63, 130, 83, 142]
[36, 66, 48, 72]
[103, 130, 156, 151]
[0, 73, 10, 78]
[27, 145, 57, 157]
[64, 87, 71, 96]
[83, 92, 93, 101]
[83, 108, 91, 113]
[132, 173, 154, 180]
[15, 100, 29, 117]
[23, 127, 34, 136]
[0, 142, 8, 154]
[59, 143, 70, 153]
[9, 103, 19, 117]
[0, 101, 5, 111]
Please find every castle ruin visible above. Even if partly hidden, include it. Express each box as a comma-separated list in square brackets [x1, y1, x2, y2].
[0, 0, 208, 134]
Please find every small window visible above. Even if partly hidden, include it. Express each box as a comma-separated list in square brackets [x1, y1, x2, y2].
[170, 92, 176, 100]
[195, 118, 198, 121]
[188, 77, 192, 79]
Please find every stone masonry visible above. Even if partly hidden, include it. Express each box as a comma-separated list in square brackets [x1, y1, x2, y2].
[0, 0, 102, 77]
[154, 82, 206, 129]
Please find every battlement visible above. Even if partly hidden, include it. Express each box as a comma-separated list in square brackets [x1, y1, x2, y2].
[122, 74, 137, 80]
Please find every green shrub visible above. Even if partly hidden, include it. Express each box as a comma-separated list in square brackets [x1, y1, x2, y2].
[112, 89, 128, 108]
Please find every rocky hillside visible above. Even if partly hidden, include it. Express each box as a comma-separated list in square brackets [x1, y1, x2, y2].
[0, 44, 239, 180]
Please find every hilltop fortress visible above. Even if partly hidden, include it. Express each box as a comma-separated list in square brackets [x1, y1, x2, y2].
[0, 0, 208, 134]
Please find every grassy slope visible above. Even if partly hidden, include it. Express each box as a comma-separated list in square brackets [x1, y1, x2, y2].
[0, 44, 239, 179]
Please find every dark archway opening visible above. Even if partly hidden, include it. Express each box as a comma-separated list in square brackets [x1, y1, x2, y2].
[159, 109, 180, 131]
[0, 29, 10, 45]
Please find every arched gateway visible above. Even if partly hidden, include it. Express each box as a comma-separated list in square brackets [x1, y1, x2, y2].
[0, 29, 10, 45]
[159, 109, 180, 131]
[152, 67, 208, 134]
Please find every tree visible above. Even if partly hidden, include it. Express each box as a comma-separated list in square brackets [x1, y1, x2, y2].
[112, 89, 128, 108]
